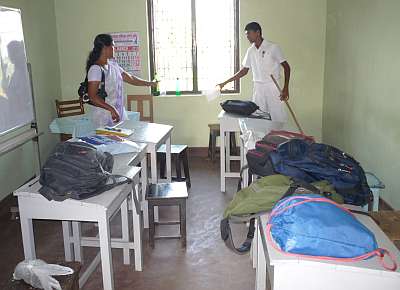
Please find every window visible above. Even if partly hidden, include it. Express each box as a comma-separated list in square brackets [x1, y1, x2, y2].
[148, 0, 239, 95]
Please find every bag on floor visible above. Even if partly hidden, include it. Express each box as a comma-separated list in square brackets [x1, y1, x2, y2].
[221, 175, 343, 255]
[39, 141, 131, 201]
[220, 100, 259, 116]
[267, 194, 397, 271]
[269, 139, 373, 206]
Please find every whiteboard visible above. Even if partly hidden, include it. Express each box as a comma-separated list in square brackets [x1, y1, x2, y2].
[0, 6, 35, 135]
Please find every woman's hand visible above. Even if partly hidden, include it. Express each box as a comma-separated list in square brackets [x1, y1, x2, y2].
[109, 107, 120, 123]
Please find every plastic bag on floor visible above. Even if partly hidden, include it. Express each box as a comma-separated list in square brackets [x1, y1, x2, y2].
[13, 259, 74, 290]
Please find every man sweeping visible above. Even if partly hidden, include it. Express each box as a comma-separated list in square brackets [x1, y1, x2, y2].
[218, 22, 291, 128]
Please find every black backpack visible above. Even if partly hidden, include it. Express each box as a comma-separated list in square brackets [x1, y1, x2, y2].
[78, 67, 107, 105]
[220, 100, 259, 116]
[39, 142, 130, 201]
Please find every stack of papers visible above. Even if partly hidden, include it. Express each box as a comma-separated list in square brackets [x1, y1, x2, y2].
[77, 135, 141, 155]
[96, 127, 134, 137]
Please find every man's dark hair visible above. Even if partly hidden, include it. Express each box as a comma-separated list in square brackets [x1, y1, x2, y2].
[245, 22, 262, 35]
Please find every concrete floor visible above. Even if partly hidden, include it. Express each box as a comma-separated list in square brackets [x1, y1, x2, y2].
[0, 157, 255, 290]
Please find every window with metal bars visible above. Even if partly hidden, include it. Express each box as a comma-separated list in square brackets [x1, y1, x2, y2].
[147, 0, 239, 95]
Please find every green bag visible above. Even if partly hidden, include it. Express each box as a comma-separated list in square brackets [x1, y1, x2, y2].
[221, 174, 343, 254]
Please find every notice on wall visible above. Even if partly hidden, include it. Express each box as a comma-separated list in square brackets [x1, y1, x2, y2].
[110, 31, 141, 76]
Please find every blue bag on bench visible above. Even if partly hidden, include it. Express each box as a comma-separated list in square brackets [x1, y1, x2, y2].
[266, 194, 397, 271]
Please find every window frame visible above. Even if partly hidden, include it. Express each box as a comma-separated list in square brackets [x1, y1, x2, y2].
[147, 0, 240, 95]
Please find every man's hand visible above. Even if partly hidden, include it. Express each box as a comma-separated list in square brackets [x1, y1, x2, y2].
[150, 80, 158, 88]
[217, 82, 227, 90]
[280, 86, 289, 101]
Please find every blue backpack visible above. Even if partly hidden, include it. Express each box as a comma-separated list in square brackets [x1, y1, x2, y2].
[269, 139, 373, 206]
[267, 194, 397, 271]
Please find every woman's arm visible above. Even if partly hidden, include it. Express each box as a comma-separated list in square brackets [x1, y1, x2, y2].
[122, 71, 157, 87]
[87, 81, 120, 122]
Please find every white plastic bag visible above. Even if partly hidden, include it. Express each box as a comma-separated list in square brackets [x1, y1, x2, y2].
[13, 259, 74, 290]
[202, 86, 221, 102]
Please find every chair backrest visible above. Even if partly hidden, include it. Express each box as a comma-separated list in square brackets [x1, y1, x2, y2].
[127, 95, 153, 122]
[55, 99, 85, 118]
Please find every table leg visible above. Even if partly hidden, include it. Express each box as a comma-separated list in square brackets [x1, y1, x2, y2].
[131, 187, 143, 271]
[62, 221, 73, 262]
[166, 136, 172, 182]
[19, 211, 36, 260]
[220, 129, 226, 192]
[98, 216, 114, 290]
[256, 222, 267, 290]
[252, 221, 258, 269]
[141, 155, 149, 229]
[226, 132, 231, 173]
[150, 149, 159, 222]
[72, 221, 83, 263]
[121, 198, 130, 265]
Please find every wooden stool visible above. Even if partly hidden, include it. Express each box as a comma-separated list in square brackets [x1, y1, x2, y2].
[157, 144, 191, 188]
[208, 123, 238, 162]
[5, 262, 81, 290]
[147, 182, 188, 248]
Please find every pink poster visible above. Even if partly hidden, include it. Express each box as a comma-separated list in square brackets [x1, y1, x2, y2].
[110, 31, 141, 76]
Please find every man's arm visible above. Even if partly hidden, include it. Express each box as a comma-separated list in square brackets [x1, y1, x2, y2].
[280, 61, 291, 101]
[218, 67, 249, 90]
[122, 71, 157, 87]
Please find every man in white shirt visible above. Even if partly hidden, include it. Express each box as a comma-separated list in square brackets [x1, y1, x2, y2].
[218, 22, 291, 126]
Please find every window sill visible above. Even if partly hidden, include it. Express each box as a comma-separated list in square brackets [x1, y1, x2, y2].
[154, 92, 241, 98]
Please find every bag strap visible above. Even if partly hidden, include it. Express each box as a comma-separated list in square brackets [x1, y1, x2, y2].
[266, 196, 398, 271]
[221, 217, 257, 255]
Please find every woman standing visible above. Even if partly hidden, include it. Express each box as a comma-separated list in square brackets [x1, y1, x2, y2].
[86, 34, 156, 126]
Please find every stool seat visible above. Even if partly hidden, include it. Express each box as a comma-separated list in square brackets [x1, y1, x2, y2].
[157, 144, 188, 154]
[147, 182, 188, 200]
[147, 182, 188, 248]
[158, 145, 191, 188]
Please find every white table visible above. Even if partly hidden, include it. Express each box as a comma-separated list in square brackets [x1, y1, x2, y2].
[254, 212, 400, 290]
[112, 143, 151, 228]
[218, 110, 280, 192]
[14, 156, 143, 290]
[120, 120, 173, 184]
[120, 121, 173, 224]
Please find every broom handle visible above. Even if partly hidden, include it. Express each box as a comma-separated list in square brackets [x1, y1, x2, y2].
[270, 74, 304, 135]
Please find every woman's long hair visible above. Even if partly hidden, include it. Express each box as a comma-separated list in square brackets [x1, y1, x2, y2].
[86, 34, 113, 72]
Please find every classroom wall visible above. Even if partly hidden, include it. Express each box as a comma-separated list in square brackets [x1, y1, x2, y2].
[54, 0, 327, 146]
[0, 0, 61, 200]
[323, 0, 400, 209]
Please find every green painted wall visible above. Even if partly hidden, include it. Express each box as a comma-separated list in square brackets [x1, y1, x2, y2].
[0, 0, 61, 200]
[55, 0, 327, 146]
[323, 0, 400, 209]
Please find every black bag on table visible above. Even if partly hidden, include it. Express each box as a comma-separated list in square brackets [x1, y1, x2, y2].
[39, 142, 131, 201]
[220, 100, 259, 116]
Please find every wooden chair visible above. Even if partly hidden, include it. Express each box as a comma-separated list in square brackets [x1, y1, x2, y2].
[127, 95, 154, 122]
[55, 99, 85, 141]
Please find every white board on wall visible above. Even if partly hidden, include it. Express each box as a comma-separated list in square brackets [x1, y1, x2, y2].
[0, 6, 35, 135]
